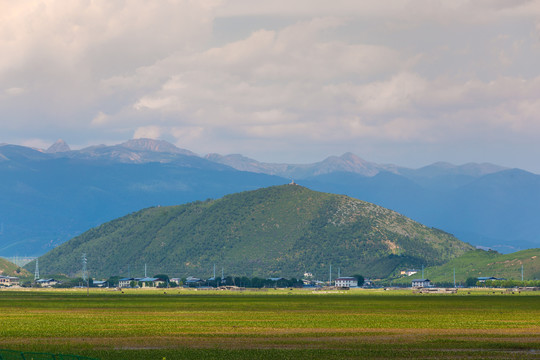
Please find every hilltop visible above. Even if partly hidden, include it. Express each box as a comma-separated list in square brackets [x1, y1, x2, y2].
[26, 185, 474, 279]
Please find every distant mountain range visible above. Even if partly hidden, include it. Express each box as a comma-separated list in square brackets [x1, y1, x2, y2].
[206, 152, 506, 179]
[25, 185, 473, 279]
[1, 138, 539, 256]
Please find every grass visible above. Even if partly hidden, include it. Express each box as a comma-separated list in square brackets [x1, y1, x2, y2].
[0, 288, 539, 359]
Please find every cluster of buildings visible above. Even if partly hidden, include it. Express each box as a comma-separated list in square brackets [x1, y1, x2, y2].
[0, 272, 511, 290]
[118, 277, 174, 288]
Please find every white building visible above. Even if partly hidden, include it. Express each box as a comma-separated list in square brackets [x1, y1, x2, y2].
[335, 277, 358, 288]
[119, 277, 137, 288]
[412, 279, 431, 288]
[401, 269, 418, 276]
[36, 278, 58, 287]
[0, 275, 19, 287]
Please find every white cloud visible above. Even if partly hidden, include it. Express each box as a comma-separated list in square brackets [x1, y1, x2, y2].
[91, 111, 109, 126]
[133, 126, 163, 140]
[5, 87, 25, 96]
[1, 1, 540, 171]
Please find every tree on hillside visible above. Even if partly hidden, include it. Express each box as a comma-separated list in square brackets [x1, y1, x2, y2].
[353, 274, 364, 286]
[465, 277, 477, 287]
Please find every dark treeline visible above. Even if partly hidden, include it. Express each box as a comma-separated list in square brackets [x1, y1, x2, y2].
[48, 276, 306, 288]
[466, 278, 540, 288]
[203, 276, 304, 288]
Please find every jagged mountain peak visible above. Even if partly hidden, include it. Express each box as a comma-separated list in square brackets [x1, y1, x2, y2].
[339, 152, 368, 163]
[46, 139, 71, 153]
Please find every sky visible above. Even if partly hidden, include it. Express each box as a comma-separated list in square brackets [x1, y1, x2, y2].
[1, 0, 540, 172]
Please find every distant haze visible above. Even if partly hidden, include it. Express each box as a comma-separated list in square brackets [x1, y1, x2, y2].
[1, 2, 540, 172]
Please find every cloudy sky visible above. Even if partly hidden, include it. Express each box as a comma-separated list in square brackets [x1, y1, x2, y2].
[1, 1, 540, 171]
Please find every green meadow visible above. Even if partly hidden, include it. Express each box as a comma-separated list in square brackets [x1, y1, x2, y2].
[0, 288, 539, 359]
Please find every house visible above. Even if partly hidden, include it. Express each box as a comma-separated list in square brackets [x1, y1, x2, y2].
[138, 277, 164, 287]
[36, 278, 58, 287]
[119, 277, 137, 288]
[92, 280, 107, 287]
[401, 269, 418, 276]
[412, 279, 431, 288]
[0, 275, 19, 287]
[335, 277, 358, 288]
[303, 279, 324, 287]
[170, 278, 181, 285]
[185, 277, 204, 287]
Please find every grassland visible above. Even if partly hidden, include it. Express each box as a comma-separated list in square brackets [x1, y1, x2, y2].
[0, 288, 539, 359]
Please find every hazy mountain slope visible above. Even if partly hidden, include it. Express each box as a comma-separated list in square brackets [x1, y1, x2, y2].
[437, 169, 540, 251]
[205, 152, 505, 181]
[0, 156, 285, 256]
[206, 152, 402, 178]
[27, 185, 474, 279]
[0, 257, 30, 277]
[302, 168, 540, 253]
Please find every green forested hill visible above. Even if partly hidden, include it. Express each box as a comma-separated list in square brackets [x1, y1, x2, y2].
[26, 185, 474, 279]
[0, 257, 30, 277]
[393, 248, 540, 284]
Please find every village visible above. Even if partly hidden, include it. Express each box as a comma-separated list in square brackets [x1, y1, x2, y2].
[3, 272, 537, 291]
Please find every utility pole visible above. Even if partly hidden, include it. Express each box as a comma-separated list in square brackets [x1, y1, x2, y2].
[329, 264, 332, 286]
[82, 253, 87, 282]
[453, 268, 456, 288]
[34, 258, 40, 281]
[82, 253, 89, 296]
[213, 264, 216, 279]
[521, 265, 524, 281]
[145, 263, 147, 278]
[421, 264, 424, 279]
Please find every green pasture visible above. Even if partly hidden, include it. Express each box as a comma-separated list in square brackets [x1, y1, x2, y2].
[0, 288, 539, 359]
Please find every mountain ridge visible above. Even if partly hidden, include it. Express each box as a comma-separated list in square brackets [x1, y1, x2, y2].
[0, 138, 538, 256]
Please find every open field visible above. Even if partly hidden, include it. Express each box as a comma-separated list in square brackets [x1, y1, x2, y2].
[0, 288, 539, 359]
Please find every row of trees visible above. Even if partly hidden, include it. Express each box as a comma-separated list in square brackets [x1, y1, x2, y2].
[466, 278, 540, 288]
[34, 275, 307, 288]
[187, 276, 305, 288]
